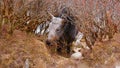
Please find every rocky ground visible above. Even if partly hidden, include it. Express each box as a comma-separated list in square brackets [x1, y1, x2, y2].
[0, 29, 120, 68]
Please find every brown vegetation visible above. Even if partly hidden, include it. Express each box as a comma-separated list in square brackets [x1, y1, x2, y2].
[0, 0, 120, 68]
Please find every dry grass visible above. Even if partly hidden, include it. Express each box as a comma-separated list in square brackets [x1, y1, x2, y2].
[0, 30, 50, 68]
[83, 33, 120, 68]
[0, 29, 120, 68]
[0, 0, 120, 68]
[0, 29, 78, 68]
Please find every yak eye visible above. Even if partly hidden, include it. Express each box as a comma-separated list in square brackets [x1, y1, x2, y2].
[56, 29, 60, 32]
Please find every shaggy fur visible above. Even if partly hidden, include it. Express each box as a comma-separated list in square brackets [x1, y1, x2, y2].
[46, 7, 78, 57]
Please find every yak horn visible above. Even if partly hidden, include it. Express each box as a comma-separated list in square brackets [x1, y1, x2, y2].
[47, 11, 54, 18]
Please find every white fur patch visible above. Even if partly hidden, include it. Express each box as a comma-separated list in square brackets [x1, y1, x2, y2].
[74, 32, 83, 46]
[35, 24, 41, 34]
[47, 16, 63, 40]
[71, 48, 83, 60]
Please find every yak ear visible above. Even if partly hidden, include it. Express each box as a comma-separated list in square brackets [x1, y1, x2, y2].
[62, 19, 66, 24]
[61, 19, 66, 27]
[48, 11, 55, 19]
